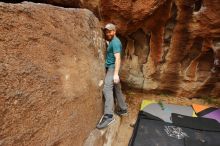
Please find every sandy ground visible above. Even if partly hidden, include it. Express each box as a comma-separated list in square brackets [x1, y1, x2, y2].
[113, 90, 220, 146]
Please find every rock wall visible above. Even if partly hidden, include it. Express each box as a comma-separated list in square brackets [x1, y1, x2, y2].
[0, 0, 219, 145]
[11, 0, 101, 15]
[159, 0, 220, 97]
[99, 0, 220, 98]
[0, 2, 105, 146]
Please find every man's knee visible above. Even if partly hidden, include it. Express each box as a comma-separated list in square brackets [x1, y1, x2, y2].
[103, 84, 113, 94]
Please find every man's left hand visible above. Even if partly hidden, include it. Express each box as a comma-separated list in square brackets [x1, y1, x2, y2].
[113, 74, 120, 84]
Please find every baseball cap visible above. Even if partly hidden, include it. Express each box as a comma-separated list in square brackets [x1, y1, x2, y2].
[104, 23, 116, 31]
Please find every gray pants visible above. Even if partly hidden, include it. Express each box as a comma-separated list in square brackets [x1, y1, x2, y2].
[103, 68, 127, 115]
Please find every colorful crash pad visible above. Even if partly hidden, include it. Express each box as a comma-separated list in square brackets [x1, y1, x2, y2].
[140, 100, 195, 123]
[192, 104, 220, 123]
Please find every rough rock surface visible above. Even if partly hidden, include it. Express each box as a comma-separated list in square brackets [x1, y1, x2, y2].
[0, 2, 105, 146]
[8, 0, 218, 97]
[1, 0, 101, 16]
[160, 0, 220, 97]
[37, 0, 100, 16]
[99, 0, 220, 98]
[0, 0, 219, 146]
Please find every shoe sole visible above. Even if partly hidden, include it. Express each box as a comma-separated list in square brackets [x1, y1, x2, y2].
[120, 113, 128, 116]
[116, 112, 128, 116]
[97, 117, 116, 129]
[107, 118, 115, 126]
[98, 115, 105, 124]
[98, 115, 115, 125]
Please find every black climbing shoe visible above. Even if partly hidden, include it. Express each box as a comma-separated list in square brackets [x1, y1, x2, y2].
[116, 109, 128, 116]
[96, 114, 115, 129]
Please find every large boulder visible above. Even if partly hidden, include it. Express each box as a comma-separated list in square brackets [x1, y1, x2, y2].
[0, 2, 105, 146]
[16, 0, 220, 98]
[39, 0, 100, 15]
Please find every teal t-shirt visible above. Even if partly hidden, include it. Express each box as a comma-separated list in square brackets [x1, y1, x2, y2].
[105, 36, 122, 68]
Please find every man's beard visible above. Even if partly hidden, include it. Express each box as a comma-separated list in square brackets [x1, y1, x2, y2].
[106, 35, 114, 41]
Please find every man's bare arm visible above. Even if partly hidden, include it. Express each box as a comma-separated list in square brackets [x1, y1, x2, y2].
[114, 53, 121, 83]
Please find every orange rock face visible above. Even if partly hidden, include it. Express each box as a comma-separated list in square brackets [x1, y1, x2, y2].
[99, 0, 220, 97]
[160, 0, 220, 97]
[0, 2, 105, 146]
[19, 0, 219, 97]
[39, 0, 100, 15]
[0, 0, 219, 145]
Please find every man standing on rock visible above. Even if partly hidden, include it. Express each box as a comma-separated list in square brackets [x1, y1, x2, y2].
[97, 23, 128, 129]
